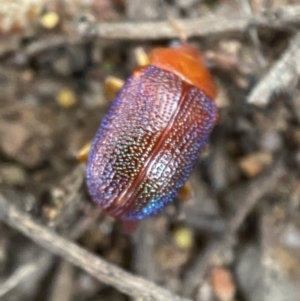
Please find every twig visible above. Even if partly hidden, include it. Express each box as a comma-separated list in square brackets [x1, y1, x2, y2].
[48, 261, 74, 301]
[131, 220, 158, 301]
[248, 32, 300, 106]
[182, 162, 285, 297]
[77, 5, 300, 40]
[1, 5, 300, 59]
[132, 219, 158, 282]
[238, 0, 266, 68]
[23, 35, 70, 57]
[0, 254, 52, 297]
[0, 194, 192, 301]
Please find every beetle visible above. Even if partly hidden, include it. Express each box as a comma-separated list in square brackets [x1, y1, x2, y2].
[86, 43, 218, 221]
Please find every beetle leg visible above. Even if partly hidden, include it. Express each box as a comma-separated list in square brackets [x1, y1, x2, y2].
[76, 142, 91, 163]
[104, 76, 124, 100]
[121, 220, 139, 234]
[177, 180, 194, 202]
[134, 47, 150, 66]
[104, 47, 150, 101]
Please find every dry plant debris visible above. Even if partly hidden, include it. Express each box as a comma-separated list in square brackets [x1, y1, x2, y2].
[0, 1, 300, 301]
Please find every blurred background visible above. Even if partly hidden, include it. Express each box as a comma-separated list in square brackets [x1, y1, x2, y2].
[0, 0, 300, 301]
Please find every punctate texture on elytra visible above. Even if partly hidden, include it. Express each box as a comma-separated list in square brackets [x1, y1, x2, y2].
[86, 65, 217, 220]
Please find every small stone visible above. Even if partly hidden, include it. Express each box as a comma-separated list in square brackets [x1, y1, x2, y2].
[56, 88, 77, 108]
[41, 12, 59, 29]
[0, 164, 27, 186]
[20, 69, 34, 83]
[260, 131, 282, 152]
[173, 226, 194, 249]
[210, 266, 236, 301]
[215, 82, 229, 108]
[197, 281, 214, 301]
[281, 224, 300, 248]
[239, 152, 273, 177]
